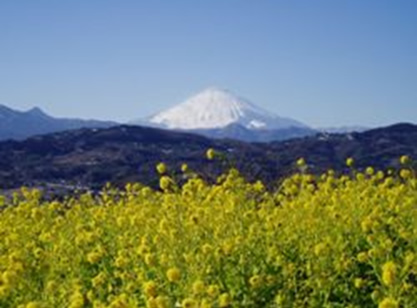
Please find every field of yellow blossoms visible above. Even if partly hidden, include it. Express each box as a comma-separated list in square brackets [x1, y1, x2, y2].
[0, 153, 416, 308]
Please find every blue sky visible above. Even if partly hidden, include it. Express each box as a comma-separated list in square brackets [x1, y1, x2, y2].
[0, 0, 416, 127]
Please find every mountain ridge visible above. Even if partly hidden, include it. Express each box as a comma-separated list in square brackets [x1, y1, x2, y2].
[0, 104, 117, 141]
[0, 122, 415, 193]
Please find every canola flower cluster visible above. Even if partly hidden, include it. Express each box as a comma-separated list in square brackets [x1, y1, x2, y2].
[0, 153, 416, 307]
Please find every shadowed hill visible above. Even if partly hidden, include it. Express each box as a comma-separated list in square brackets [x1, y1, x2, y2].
[0, 123, 416, 192]
[0, 104, 115, 141]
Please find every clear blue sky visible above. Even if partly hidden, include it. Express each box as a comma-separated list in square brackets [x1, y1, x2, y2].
[1, 0, 416, 127]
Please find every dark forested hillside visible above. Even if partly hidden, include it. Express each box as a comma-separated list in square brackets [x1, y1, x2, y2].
[0, 123, 416, 193]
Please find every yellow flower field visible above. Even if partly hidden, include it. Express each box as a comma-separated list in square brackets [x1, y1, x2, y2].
[0, 156, 416, 307]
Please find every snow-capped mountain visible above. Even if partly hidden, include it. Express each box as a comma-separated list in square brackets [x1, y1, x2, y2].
[145, 87, 308, 130]
[130, 87, 315, 142]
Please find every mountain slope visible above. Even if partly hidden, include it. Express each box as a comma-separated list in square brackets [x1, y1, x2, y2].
[146, 87, 307, 130]
[191, 123, 316, 143]
[0, 104, 116, 141]
[131, 88, 314, 142]
[0, 123, 415, 192]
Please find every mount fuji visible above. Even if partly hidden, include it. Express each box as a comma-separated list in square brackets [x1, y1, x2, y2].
[133, 88, 316, 142]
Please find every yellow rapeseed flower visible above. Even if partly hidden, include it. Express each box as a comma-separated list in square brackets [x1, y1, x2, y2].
[143, 281, 157, 298]
[249, 275, 262, 288]
[400, 169, 411, 179]
[182, 298, 198, 308]
[45, 280, 57, 293]
[114, 255, 128, 268]
[354, 278, 365, 289]
[26, 302, 42, 308]
[166, 267, 181, 283]
[200, 299, 212, 308]
[218, 293, 231, 308]
[346, 157, 354, 167]
[2, 270, 17, 285]
[400, 155, 410, 165]
[206, 148, 216, 160]
[361, 217, 373, 233]
[87, 251, 102, 264]
[156, 162, 167, 175]
[146, 297, 158, 308]
[202, 244, 213, 254]
[366, 167, 374, 175]
[68, 291, 84, 308]
[155, 296, 170, 308]
[378, 297, 398, 308]
[192, 280, 205, 294]
[181, 163, 189, 173]
[296, 158, 306, 167]
[313, 243, 327, 256]
[382, 261, 396, 286]
[92, 272, 106, 288]
[159, 176, 173, 191]
[207, 284, 220, 297]
[357, 252, 368, 263]
[0, 285, 10, 298]
[144, 253, 155, 266]
[371, 290, 381, 302]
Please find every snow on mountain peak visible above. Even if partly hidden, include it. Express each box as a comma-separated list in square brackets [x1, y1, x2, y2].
[148, 87, 307, 130]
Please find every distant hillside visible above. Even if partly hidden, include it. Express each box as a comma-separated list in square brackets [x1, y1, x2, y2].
[0, 105, 116, 141]
[190, 123, 316, 142]
[317, 126, 369, 133]
[0, 123, 415, 194]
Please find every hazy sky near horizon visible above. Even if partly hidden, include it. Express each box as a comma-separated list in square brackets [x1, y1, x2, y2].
[1, 0, 416, 127]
